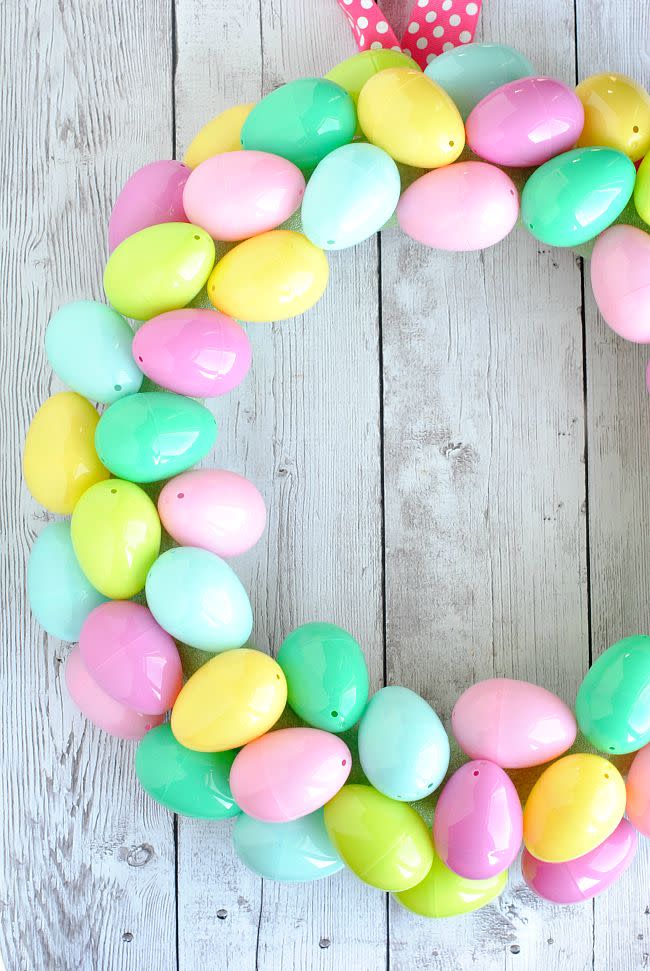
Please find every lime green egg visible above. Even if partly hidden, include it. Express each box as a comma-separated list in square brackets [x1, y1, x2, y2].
[394, 851, 508, 918]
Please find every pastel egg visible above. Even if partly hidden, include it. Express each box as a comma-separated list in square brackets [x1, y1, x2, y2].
[79, 602, 182, 715]
[45, 301, 143, 404]
[229, 727, 351, 822]
[325, 49, 420, 108]
[358, 686, 450, 801]
[576, 634, 650, 753]
[433, 760, 522, 880]
[301, 142, 400, 251]
[108, 160, 190, 252]
[466, 77, 584, 168]
[233, 808, 343, 882]
[576, 73, 650, 161]
[135, 723, 240, 819]
[208, 230, 329, 323]
[157, 469, 266, 557]
[397, 162, 519, 251]
[23, 392, 109, 514]
[634, 151, 650, 225]
[323, 784, 433, 892]
[425, 42, 535, 120]
[104, 223, 215, 320]
[71, 479, 161, 599]
[451, 677, 577, 768]
[184, 103, 255, 168]
[145, 546, 252, 651]
[277, 621, 369, 732]
[95, 391, 217, 482]
[590, 225, 650, 343]
[27, 522, 107, 641]
[626, 743, 650, 836]
[523, 754, 626, 863]
[394, 850, 508, 918]
[171, 648, 287, 752]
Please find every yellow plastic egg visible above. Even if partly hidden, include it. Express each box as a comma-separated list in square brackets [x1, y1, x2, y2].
[633, 151, 650, 225]
[357, 67, 465, 168]
[576, 73, 650, 161]
[184, 103, 255, 168]
[23, 392, 109, 514]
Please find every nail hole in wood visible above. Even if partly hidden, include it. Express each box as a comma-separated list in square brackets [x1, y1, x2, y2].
[122, 932, 133, 943]
[319, 938, 331, 949]
[510, 945, 520, 955]
[217, 909, 228, 920]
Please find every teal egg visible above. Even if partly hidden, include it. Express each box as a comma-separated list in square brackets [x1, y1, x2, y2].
[95, 391, 217, 482]
[45, 301, 143, 404]
[301, 142, 401, 250]
[358, 685, 450, 801]
[425, 43, 535, 120]
[27, 521, 107, 641]
[233, 808, 344, 882]
[521, 147, 636, 246]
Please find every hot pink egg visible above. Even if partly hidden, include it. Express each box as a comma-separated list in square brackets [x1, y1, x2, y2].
[229, 727, 351, 822]
[183, 150, 306, 242]
[108, 160, 190, 251]
[132, 308, 251, 398]
[466, 76, 584, 168]
[626, 743, 650, 836]
[591, 225, 650, 343]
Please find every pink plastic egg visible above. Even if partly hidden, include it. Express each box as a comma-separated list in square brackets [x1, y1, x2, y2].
[591, 225, 650, 343]
[158, 468, 266, 557]
[433, 760, 523, 880]
[397, 161, 519, 251]
[229, 727, 351, 822]
[64, 646, 163, 740]
[182, 150, 306, 242]
[626, 743, 650, 836]
[108, 160, 190, 252]
[522, 818, 637, 903]
[79, 601, 182, 716]
[132, 308, 251, 398]
[466, 76, 584, 168]
[451, 677, 577, 768]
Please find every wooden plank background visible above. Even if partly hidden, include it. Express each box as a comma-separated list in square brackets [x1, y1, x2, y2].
[1, 0, 649, 969]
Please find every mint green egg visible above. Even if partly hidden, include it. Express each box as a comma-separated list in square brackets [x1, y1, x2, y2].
[233, 808, 344, 882]
[95, 391, 217, 482]
[425, 43, 535, 120]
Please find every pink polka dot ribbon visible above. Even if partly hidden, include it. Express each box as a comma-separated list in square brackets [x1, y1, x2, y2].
[336, 0, 401, 52]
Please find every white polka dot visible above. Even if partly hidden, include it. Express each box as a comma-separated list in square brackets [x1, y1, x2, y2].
[357, 16, 368, 28]
[416, 37, 428, 49]
[442, 42, 455, 51]
[417, 0, 430, 6]
[449, 13, 461, 25]
[425, 10, 437, 21]
[391, 45, 402, 52]
[466, 2, 478, 13]
[459, 30, 472, 42]
[426, 53, 435, 64]
[360, 0, 373, 6]
[376, 20, 389, 33]
[442, 0, 453, 9]
[433, 25, 445, 37]
[342, 0, 352, 5]
[407, 21, 419, 33]
[370, 40, 382, 49]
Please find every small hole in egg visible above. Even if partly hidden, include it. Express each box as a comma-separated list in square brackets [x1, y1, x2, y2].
[111, 488, 117, 494]
[342, 759, 347, 766]
[138, 355, 143, 363]
[449, 140, 454, 147]
[193, 234, 201, 240]
[276, 674, 281, 680]
[331, 710, 338, 718]
[609, 746, 615, 751]
[510, 189, 515, 196]
[177, 492, 185, 499]
[473, 770, 479, 777]
[327, 239, 335, 245]
[427, 782, 434, 788]
[633, 125, 639, 133]
[529, 223, 534, 230]
[604, 773, 610, 779]
[114, 384, 122, 392]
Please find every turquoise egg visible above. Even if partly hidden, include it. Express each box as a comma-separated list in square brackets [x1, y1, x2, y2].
[95, 391, 217, 482]
[425, 43, 535, 120]
[301, 143, 401, 250]
[233, 808, 344, 882]
[358, 685, 450, 801]
[27, 521, 107, 641]
[45, 301, 143, 404]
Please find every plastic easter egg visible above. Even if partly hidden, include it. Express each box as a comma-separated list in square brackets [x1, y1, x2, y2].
[230, 727, 351, 822]
[301, 143, 400, 251]
[358, 686, 450, 801]
[184, 103, 255, 168]
[95, 391, 217, 483]
[323, 784, 433, 892]
[357, 68, 464, 169]
[45, 301, 143, 404]
[521, 147, 635, 246]
[576, 73, 650, 161]
[71, 479, 161, 599]
[171, 648, 287, 752]
[626, 744, 650, 836]
[208, 230, 329, 322]
[104, 223, 215, 320]
[241, 78, 356, 172]
[466, 77, 584, 167]
[325, 49, 420, 108]
[27, 522, 107, 641]
[145, 546, 252, 651]
[394, 850, 508, 918]
[157, 469, 266, 557]
[277, 622, 369, 732]
[634, 152, 650, 225]
[522, 819, 637, 904]
[108, 160, 190, 252]
[424, 43, 535, 121]
[575, 634, 650, 754]
[451, 677, 577, 768]
[23, 392, 109, 514]
[397, 162, 519, 251]
[433, 760, 522, 880]
[135, 723, 240, 819]
[79, 602, 182, 715]
[590, 226, 650, 343]
[233, 808, 343, 882]
[523, 754, 626, 863]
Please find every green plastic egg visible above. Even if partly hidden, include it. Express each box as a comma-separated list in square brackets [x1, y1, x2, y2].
[394, 850, 507, 918]
[233, 808, 344, 882]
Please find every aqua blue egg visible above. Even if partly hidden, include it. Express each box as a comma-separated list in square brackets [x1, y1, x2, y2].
[45, 301, 143, 404]
[233, 808, 344, 882]
[425, 43, 535, 120]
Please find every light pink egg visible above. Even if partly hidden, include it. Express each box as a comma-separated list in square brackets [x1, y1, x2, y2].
[108, 160, 190, 251]
[158, 469, 266, 558]
[132, 308, 251, 398]
[183, 150, 306, 241]
[64, 646, 163, 740]
[452, 677, 576, 769]
[397, 162, 519, 251]
[627, 743, 650, 836]
[79, 601, 182, 716]
[591, 225, 650, 343]
[229, 727, 351, 822]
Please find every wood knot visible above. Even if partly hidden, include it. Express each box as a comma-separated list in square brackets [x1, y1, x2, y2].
[126, 843, 153, 867]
